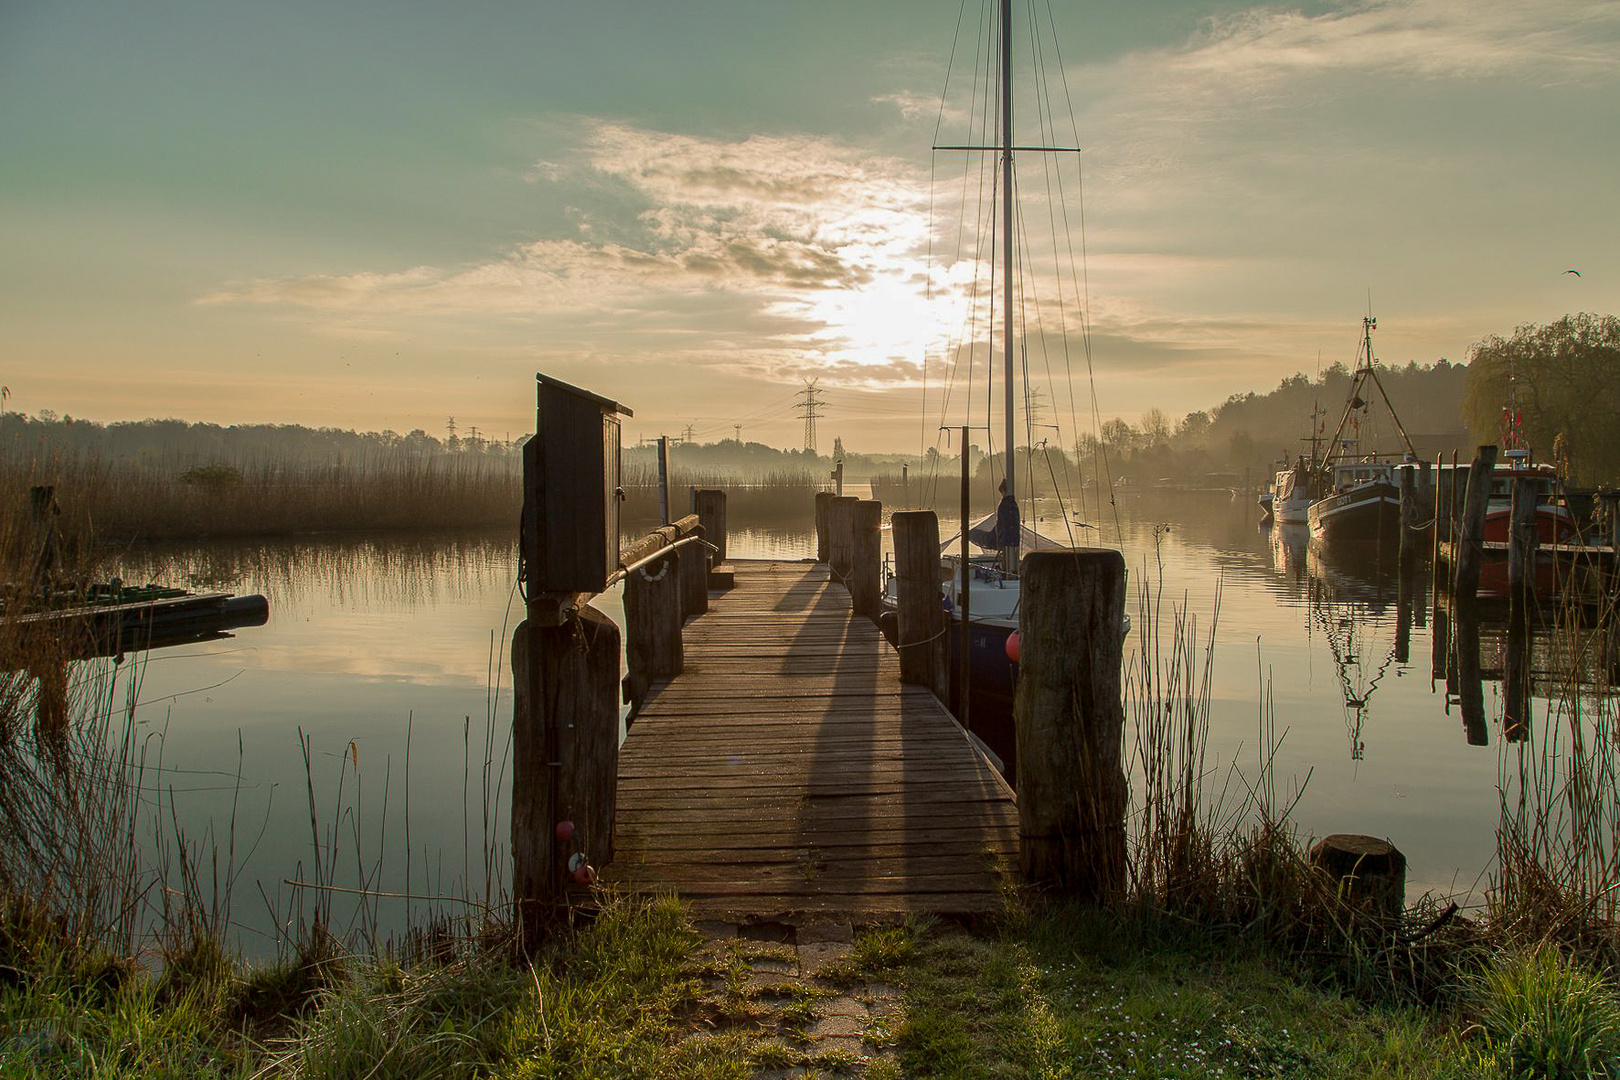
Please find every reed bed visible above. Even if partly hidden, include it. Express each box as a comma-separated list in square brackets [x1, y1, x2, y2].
[1, 448, 522, 542]
[618, 465, 822, 530]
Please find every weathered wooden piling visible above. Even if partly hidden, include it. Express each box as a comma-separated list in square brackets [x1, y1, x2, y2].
[675, 515, 708, 620]
[692, 488, 728, 566]
[622, 526, 684, 715]
[512, 606, 620, 939]
[1504, 476, 1539, 740]
[850, 500, 883, 621]
[1432, 454, 1451, 562]
[1015, 549, 1128, 900]
[814, 491, 834, 563]
[1398, 465, 1421, 571]
[1453, 445, 1499, 609]
[891, 510, 949, 701]
[828, 494, 858, 584]
[656, 436, 671, 523]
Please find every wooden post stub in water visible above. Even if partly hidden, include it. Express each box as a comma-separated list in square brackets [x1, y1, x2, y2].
[1453, 444, 1498, 609]
[692, 489, 727, 566]
[828, 495, 858, 585]
[675, 515, 708, 620]
[891, 511, 949, 701]
[623, 527, 684, 716]
[1309, 834, 1406, 925]
[814, 491, 834, 563]
[1015, 549, 1128, 901]
[511, 603, 620, 945]
[850, 500, 883, 621]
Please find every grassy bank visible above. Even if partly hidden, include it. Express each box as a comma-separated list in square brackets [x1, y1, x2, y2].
[8, 888, 1620, 1078]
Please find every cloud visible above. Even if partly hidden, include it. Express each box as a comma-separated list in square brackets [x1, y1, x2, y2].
[200, 122, 959, 388]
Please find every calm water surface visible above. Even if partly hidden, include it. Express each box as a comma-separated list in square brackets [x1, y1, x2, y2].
[105, 494, 1548, 951]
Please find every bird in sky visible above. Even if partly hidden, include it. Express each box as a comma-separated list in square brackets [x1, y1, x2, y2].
[1564, 269, 1582, 276]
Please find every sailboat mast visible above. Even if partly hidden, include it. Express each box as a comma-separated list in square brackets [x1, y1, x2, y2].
[1000, 0, 1015, 504]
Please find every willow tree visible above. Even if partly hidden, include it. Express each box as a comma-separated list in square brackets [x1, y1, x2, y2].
[1463, 313, 1620, 485]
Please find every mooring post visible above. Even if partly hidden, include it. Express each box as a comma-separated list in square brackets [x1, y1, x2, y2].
[1504, 476, 1539, 740]
[891, 510, 949, 701]
[1453, 445, 1498, 610]
[850, 500, 883, 621]
[1398, 465, 1420, 571]
[622, 528, 684, 716]
[675, 514, 708, 620]
[828, 494, 858, 585]
[656, 436, 671, 524]
[692, 489, 727, 566]
[814, 491, 834, 563]
[1015, 549, 1128, 900]
[511, 606, 621, 943]
[1431, 453, 1451, 599]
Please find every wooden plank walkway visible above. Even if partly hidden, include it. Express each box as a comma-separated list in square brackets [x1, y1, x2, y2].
[605, 559, 1019, 918]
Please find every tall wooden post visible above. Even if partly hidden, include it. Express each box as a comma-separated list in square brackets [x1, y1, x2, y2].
[814, 491, 834, 563]
[829, 495, 858, 584]
[833, 461, 844, 496]
[1398, 465, 1420, 571]
[1504, 476, 1539, 740]
[891, 511, 949, 701]
[656, 436, 671, 523]
[1015, 549, 1128, 900]
[676, 515, 708, 620]
[1453, 445, 1498, 610]
[693, 489, 727, 566]
[850, 500, 883, 621]
[512, 608, 620, 942]
[1431, 453, 1451, 598]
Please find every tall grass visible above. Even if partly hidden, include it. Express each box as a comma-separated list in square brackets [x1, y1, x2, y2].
[1491, 557, 1620, 950]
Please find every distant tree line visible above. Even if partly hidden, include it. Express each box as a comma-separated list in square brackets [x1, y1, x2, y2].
[6, 312, 1612, 494]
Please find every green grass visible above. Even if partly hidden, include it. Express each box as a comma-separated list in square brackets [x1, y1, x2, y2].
[1471, 946, 1620, 1079]
[885, 905, 1500, 1079]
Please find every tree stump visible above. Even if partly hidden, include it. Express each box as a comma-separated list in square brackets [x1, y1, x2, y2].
[1309, 833, 1406, 924]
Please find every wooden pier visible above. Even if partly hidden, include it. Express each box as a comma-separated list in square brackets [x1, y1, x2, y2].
[604, 559, 1019, 917]
[512, 374, 1128, 940]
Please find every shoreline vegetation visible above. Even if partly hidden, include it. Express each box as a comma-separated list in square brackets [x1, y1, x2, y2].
[5, 463, 1620, 1074]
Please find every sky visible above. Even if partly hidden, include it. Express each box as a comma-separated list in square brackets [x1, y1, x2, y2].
[2, 0, 1616, 454]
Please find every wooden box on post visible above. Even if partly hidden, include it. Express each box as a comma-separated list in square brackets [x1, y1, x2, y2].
[514, 373, 631, 947]
[522, 374, 633, 600]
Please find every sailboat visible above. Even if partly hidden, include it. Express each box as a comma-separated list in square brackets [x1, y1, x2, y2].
[879, 0, 1112, 781]
[1307, 315, 1418, 545]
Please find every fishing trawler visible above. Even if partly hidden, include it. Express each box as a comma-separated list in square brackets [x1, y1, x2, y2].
[1308, 316, 1418, 547]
